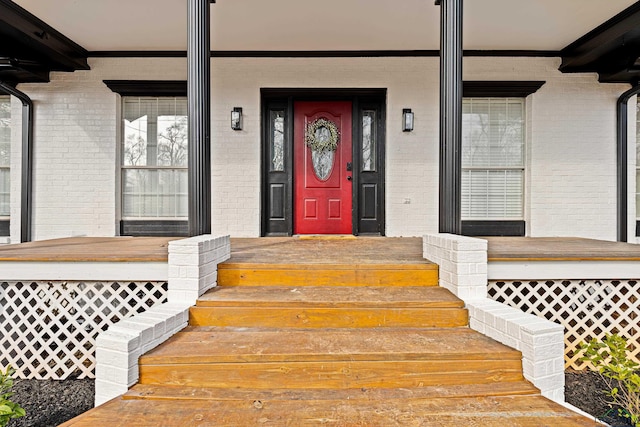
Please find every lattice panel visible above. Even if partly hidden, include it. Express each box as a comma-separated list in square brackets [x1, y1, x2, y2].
[0, 281, 168, 379]
[489, 280, 640, 370]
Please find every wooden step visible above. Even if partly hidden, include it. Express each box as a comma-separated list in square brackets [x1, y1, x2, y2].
[190, 286, 468, 328]
[139, 327, 524, 389]
[123, 381, 541, 402]
[60, 393, 593, 426]
[217, 262, 439, 286]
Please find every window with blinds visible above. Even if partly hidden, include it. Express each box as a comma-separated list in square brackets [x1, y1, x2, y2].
[636, 101, 640, 225]
[121, 97, 188, 220]
[461, 98, 525, 220]
[0, 95, 10, 221]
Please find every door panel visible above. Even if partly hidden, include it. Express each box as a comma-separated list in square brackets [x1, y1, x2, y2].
[294, 101, 353, 234]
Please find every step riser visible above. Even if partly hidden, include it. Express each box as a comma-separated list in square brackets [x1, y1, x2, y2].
[189, 307, 469, 328]
[218, 268, 439, 287]
[139, 360, 523, 389]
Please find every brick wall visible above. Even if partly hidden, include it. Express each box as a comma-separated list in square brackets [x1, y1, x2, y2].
[6, 56, 632, 240]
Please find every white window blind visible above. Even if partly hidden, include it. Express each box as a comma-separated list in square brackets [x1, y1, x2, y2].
[461, 98, 525, 220]
[636, 101, 640, 220]
[121, 97, 188, 219]
[0, 96, 10, 217]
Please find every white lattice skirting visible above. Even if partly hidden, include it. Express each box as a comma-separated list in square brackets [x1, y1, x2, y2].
[489, 279, 640, 370]
[0, 281, 167, 379]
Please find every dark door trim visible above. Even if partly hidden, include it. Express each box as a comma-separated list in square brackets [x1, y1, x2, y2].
[261, 88, 386, 236]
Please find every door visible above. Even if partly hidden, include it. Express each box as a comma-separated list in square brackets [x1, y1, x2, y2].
[294, 101, 353, 234]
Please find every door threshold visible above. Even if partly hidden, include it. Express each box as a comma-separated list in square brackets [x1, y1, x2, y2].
[296, 235, 357, 240]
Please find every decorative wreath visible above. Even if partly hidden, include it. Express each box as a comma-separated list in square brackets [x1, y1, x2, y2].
[305, 118, 340, 153]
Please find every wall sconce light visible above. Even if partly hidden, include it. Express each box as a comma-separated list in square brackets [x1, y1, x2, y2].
[402, 109, 414, 132]
[231, 107, 243, 131]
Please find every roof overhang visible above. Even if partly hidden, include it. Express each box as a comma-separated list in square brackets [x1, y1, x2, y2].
[2, 0, 640, 84]
[560, 2, 640, 84]
[0, 0, 88, 84]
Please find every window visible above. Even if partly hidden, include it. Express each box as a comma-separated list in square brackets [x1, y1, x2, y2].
[460, 81, 543, 236]
[120, 97, 188, 235]
[461, 97, 525, 236]
[636, 101, 640, 233]
[0, 95, 9, 236]
[105, 80, 189, 236]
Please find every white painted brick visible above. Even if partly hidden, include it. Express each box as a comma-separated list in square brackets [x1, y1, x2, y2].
[542, 388, 565, 403]
[168, 253, 199, 266]
[95, 330, 140, 353]
[95, 364, 130, 385]
[451, 251, 487, 264]
[95, 347, 141, 369]
[95, 380, 128, 406]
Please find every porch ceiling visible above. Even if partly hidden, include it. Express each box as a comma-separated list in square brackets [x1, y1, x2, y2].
[10, 0, 637, 52]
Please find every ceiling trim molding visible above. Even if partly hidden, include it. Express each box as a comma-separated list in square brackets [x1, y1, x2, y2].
[560, 2, 640, 83]
[88, 50, 560, 59]
[103, 80, 188, 97]
[463, 81, 546, 97]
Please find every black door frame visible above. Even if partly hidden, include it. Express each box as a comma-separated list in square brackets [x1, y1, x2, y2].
[261, 88, 386, 236]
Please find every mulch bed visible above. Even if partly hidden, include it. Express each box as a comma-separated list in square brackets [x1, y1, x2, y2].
[565, 369, 633, 426]
[9, 379, 94, 427]
[5, 371, 635, 426]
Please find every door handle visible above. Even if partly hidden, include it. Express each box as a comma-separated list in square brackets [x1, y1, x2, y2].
[346, 162, 353, 171]
[347, 176, 352, 181]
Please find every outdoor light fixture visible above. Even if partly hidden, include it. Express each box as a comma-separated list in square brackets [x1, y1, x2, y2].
[402, 109, 414, 132]
[231, 107, 243, 131]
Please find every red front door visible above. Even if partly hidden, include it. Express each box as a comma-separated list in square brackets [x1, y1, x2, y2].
[294, 101, 353, 234]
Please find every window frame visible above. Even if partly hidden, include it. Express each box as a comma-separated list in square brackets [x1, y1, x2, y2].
[105, 80, 189, 237]
[460, 81, 544, 237]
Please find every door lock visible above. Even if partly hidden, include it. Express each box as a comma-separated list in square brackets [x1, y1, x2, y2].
[347, 176, 353, 181]
[346, 162, 353, 171]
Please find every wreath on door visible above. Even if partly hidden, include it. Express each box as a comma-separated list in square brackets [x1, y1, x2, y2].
[305, 118, 340, 153]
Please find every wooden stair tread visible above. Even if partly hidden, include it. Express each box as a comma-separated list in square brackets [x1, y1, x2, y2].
[218, 262, 438, 270]
[196, 285, 463, 308]
[124, 381, 541, 401]
[140, 327, 521, 364]
[61, 394, 592, 427]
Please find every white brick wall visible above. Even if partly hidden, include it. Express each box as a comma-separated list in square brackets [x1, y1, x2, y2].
[167, 234, 231, 302]
[6, 56, 631, 239]
[423, 233, 488, 300]
[423, 233, 566, 402]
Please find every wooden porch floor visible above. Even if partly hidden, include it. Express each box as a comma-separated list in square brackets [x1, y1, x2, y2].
[486, 236, 640, 261]
[2, 235, 640, 263]
[0, 236, 178, 262]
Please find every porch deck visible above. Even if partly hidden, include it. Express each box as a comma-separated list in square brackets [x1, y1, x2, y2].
[2, 235, 640, 263]
[0, 236, 178, 262]
[59, 236, 591, 426]
[485, 236, 640, 261]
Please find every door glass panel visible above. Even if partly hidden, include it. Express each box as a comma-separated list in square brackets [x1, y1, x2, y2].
[271, 110, 285, 172]
[310, 123, 337, 181]
[362, 110, 376, 171]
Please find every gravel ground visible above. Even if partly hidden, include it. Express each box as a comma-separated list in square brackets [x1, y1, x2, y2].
[5, 371, 635, 426]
